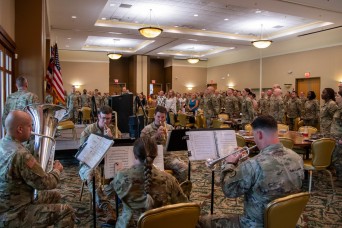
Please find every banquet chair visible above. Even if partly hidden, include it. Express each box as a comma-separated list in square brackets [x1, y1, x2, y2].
[137, 203, 200, 228]
[244, 123, 253, 132]
[298, 126, 318, 135]
[279, 137, 294, 149]
[81, 107, 92, 124]
[304, 138, 336, 193]
[147, 107, 155, 124]
[264, 192, 310, 228]
[177, 113, 194, 129]
[195, 114, 204, 129]
[212, 119, 224, 128]
[236, 134, 246, 147]
[57, 120, 77, 140]
[218, 113, 229, 121]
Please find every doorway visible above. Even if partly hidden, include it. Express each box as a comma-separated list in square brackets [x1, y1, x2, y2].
[110, 83, 126, 95]
[149, 83, 162, 95]
[296, 77, 320, 101]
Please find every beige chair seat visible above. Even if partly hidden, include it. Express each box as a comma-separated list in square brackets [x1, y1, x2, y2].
[57, 120, 77, 140]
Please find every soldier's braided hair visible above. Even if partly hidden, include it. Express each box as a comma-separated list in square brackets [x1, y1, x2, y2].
[133, 137, 158, 210]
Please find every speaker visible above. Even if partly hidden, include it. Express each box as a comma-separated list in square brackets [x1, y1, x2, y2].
[129, 115, 145, 139]
[110, 94, 133, 133]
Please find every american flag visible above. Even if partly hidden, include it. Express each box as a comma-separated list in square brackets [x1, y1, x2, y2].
[45, 43, 65, 104]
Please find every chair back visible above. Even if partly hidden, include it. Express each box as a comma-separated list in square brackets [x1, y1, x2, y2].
[137, 203, 200, 228]
[264, 192, 310, 228]
[244, 123, 253, 132]
[218, 113, 229, 121]
[277, 124, 289, 131]
[236, 134, 246, 147]
[298, 126, 318, 135]
[311, 138, 336, 169]
[147, 108, 156, 119]
[279, 137, 294, 149]
[81, 107, 91, 123]
[177, 113, 188, 126]
[195, 115, 203, 128]
[212, 119, 223, 128]
[169, 112, 176, 126]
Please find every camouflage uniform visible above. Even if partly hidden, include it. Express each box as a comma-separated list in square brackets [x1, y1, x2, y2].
[203, 94, 220, 128]
[286, 98, 302, 130]
[241, 97, 254, 126]
[94, 94, 104, 110]
[330, 106, 342, 181]
[79, 122, 121, 208]
[67, 92, 80, 122]
[320, 100, 338, 134]
[80, 94, 91, 107]
[140, 122, 188, 183]
[198, 96, 204, 110]
[257, 97, 269, 116]
[269, 97, 285, 123]
[1, 88, 39, 127]
[45, 94, 53, 104]
[199, 144, 304, 228]
[302, 99, 320, 127]
[111, 164, 188, 227]
[224, 95, 239, 119]
[0, 135, 75, 227]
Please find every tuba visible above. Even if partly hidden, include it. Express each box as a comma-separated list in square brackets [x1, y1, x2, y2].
[25, 104, 67, 172]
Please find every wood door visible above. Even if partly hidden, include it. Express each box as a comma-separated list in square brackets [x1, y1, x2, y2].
[110, 83, 126, 95]
[152, 83, 162, 94]
[296, 77, 320, 101]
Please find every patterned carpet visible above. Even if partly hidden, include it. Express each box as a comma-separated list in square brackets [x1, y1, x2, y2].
[56, 152, 342, 228]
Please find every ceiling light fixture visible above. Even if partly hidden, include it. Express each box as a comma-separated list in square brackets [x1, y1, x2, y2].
[252, 24, 272, 49]
[107, 39, 122, 60]
[139, 9, 163, 38]
[187, 58, 200, 64]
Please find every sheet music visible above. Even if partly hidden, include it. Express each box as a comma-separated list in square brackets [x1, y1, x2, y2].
[186, 131, 217, 161]
[214, 130, 237, 157]
[104, 145, 164, 179]
[75, 134, 114, 169]
[55, 109, 67, 122]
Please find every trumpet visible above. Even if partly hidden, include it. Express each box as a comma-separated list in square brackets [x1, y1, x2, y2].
[159, 120, 167, 140]
[206, 145, 257, 169]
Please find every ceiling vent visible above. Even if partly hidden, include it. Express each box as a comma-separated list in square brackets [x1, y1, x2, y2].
[119, 3, 132, 8]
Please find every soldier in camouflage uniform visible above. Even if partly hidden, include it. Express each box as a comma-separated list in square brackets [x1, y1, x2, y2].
[80, 89, 91, 107]
[320, 88, 338, 134]
[67, 86, 80, 123]
[140, 105, 189, 184]
[224, 88, 239, 119]
[199, 115, 304, 228]
[240, 88, 254, 128]
[79, 105, 121, 225]
[330, 91, 342, 186]
[0, 111, 76, 227]
[110, 137, 188, 227]
[257, 91, 268, 116]
[299, 91, 308, 114]
[2, 76, 39, 127]
[269, 88, 285, 123]
[45, 93, 53, 104]
[203, 86, 220, 128]
[286, 91, 302, 130]
[302, 91, 320, 127]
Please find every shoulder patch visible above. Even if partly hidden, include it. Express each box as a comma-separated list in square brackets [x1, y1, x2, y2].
[26, 157, 36, 169]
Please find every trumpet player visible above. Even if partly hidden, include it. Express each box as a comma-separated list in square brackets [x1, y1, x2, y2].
[140, 106, 190, 190]
[0, 111, 76, 227]
[199, 115, 304, 228]
[78, 105, 121, 226]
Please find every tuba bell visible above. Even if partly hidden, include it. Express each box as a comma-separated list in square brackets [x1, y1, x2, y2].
[25, 103, 67, 172]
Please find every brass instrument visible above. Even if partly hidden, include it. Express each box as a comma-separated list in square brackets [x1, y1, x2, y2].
[160, 120, 168, 140]
[206, 145, 257, 169]
[25, 104, 67, 172]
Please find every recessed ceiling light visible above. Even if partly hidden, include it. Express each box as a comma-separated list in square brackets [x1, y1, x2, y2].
[224, 18, 229, 21]
[194, 14, 198, 17]
[67, 37, 71, 40]
[108, 32, 122, 35]
[202, 29, 206, 31]
[66, 45, 70, 47]
[101, 17, 106, 20]
[71, 16, 77, 19]
[174, 25, 179, 28]
[255, 10, 262, 14]
[110, 3, 115, 7]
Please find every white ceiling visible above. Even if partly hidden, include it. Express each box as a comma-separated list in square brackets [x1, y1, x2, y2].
[47, 0, 342, 61]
